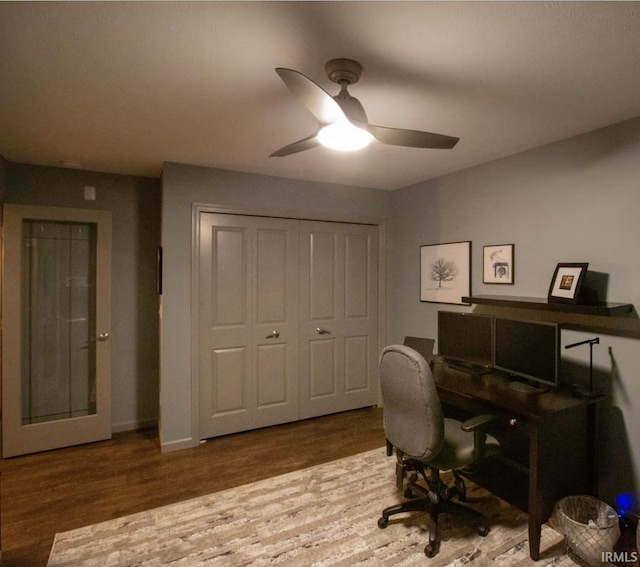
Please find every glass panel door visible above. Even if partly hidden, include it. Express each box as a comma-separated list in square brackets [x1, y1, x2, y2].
[21, 220, 97, 425]
[2, 205, 112, 457]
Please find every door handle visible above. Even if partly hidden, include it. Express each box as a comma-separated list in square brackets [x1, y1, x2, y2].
[266, 330, 280, 339]
[89, 332, 110, 342]
[316, 327, 331, 335]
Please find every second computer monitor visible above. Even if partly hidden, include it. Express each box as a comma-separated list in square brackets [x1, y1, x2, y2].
[437, 311, 493, 373]
[493, 317, 560, 390]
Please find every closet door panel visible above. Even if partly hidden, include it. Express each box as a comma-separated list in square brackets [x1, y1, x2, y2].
[210, 347, 247, 415]
[199, 222, 252, 436]
[199, 214, 299, 439]
[256, 343, 287, 406]
[342, 227, 378, 408]
[345, 233, 369, 318]
[252, 221, 299, 429]
[299, 221, 378, 419]
[309, 339, 337, 398]
[308, 232, 336, 320]
[345, 335, 369, 393]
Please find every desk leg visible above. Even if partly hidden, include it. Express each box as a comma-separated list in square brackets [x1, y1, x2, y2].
[528, 467, 542, 561]
[528, 428, 544, 562]
[528, 520, 542, 561]
[526, 405, 593, 561]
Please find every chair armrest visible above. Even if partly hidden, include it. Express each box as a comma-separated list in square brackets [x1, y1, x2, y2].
[461, 414, 500, 461]
[460, 414, 499, 432]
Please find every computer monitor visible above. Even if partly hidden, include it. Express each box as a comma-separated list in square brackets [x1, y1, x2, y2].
[403, 336, 435, 367]
[493, 317, 560, 392]
[437, 311, 493, 373]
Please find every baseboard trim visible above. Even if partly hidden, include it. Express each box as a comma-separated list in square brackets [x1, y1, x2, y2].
[161, 437, 197, 453]
[112, 418, 158, 434]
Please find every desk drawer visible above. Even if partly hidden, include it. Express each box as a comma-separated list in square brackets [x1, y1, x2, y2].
[442, 402, 532, 434]
[441, 402, 531, 469]
[488, 417, 530, 470]
[503, 415, 532, 434]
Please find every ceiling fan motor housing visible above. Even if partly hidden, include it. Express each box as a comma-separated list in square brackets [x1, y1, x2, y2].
[325, 58, 363, 85]
[325, 59, 368, 123]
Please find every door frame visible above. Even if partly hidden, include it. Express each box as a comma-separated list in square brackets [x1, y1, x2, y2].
[1, 204, 112, 457]
[190, 203, 387, 447]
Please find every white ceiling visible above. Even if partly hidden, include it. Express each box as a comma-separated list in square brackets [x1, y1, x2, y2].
[2, 2, 640, 191]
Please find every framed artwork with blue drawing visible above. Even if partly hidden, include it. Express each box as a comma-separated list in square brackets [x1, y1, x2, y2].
[420, 241, 471, 305]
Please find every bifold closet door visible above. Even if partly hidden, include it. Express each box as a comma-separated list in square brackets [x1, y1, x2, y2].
[298, 221, 379, 419]
[198, 214, 300, 439]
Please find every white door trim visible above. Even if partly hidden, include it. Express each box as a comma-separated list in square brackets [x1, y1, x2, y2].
[190, 203, 386, 447]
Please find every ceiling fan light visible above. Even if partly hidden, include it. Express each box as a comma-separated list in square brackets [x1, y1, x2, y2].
[318, 119, 373, 152]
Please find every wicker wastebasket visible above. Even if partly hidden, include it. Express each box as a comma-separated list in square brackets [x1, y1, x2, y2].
[555, 496, 620, 566]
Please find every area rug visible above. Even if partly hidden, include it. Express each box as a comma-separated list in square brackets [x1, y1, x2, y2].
[47, 447, 574, 566]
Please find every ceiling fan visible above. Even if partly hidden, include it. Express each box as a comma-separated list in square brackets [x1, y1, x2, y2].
[270, 58, 459, 157]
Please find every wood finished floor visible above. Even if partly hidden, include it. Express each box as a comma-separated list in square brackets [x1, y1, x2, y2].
[0, 407, 385, 566]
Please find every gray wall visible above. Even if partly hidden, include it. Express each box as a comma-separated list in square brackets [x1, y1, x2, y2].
[4, 163, 161, 431]
[389, 116, 640, 511]
[160, 162, 391, 451]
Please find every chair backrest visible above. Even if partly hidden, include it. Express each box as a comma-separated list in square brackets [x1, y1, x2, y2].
[379, 344, 444, 460]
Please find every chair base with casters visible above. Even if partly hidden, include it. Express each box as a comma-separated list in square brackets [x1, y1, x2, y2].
[378, 455, 491, 558]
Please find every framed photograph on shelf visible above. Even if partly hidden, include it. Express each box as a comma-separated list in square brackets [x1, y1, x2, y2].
[483, 244, 514, 285]
[548, 262, 589, 303]
[420, 241, 471, 305]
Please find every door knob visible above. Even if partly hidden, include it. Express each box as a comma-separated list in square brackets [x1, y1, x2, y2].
[266, 330, 280, 339]
[316, 327, 331, 335]
[88, 332, 110, 342]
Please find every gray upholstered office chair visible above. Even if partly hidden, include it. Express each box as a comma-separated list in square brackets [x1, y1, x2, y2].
[377, 344, 500, 558]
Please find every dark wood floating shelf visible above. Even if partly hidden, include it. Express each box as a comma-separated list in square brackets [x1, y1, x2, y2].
[463, 295, 633, 317]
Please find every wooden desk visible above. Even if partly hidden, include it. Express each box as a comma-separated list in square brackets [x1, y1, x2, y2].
[432, 362, 599, 561]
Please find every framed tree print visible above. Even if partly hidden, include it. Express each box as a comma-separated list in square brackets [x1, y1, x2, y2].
[483, 244, 514, 284]
[420, 241, 471, 304]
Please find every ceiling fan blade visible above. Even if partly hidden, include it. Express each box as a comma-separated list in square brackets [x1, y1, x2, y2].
[275, 68, 344, 125]
[269, 132, 320, 157]
[367, 124, 459, 149]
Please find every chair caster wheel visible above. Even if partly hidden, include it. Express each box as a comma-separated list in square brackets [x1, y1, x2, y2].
[477, 525, 489, 537]
[378, 517, 389, 529]
[424, 542, 439, 557]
